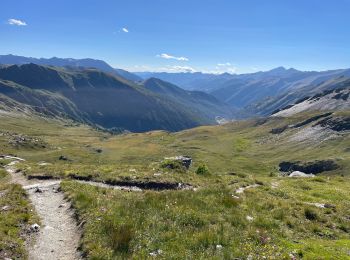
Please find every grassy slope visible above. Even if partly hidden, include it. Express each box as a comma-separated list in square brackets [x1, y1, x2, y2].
[0, 111, 349, 259]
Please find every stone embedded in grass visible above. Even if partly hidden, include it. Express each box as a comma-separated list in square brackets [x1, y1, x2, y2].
[288, 171, 315, 178]
[246, 215, 254, 222]
[58, 155, 68, 161]
[216, 244, 223, 250]
[149, 249, 163, 256]
[1, 205, 11, 211]
[162, 156, 192, 170]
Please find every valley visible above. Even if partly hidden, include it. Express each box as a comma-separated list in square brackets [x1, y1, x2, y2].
[0, 102, 349, 258]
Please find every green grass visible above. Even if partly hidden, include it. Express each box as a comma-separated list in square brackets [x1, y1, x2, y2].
[0, 110, 350, 259]
[0, 168, 39, 259]
[61, 175, 350, 259]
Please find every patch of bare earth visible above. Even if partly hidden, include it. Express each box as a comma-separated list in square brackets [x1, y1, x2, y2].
[5, 160, 81, 260]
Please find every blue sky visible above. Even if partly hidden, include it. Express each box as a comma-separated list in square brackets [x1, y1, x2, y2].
[1, 0, 350, 73]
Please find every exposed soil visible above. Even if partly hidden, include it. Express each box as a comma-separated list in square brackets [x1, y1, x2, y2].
[5, 160, 82, 260]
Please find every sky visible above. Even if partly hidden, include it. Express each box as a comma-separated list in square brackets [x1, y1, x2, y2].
[1, 0, 350, 74]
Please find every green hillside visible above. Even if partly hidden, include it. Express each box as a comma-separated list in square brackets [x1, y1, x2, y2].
[0, 64, 231, 132]
[0, 107, 349, 259]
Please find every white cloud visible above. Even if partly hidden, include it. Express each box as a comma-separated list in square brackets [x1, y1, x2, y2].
[7, 18, 27, 26]
[122, 27, 129, 33]
[157, 53, 189, 61]
[217, 62, 232, 66]
[167, 65, 196, 73]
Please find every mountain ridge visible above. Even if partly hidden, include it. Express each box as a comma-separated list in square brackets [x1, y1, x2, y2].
[0, 64, 232, 132]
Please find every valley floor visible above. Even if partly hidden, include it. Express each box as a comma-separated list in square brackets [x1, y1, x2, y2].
[0, 110, 349, 259]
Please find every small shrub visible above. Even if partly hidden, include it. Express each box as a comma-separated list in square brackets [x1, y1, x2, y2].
[237, 173, 247, 178]
[196, 164, 210, 175]
[304, 208, 318, 221]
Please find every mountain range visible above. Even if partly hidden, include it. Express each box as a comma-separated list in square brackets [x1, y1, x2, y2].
[0, 63, 233, 132]
[137, 67, 350, 116]
[1, 54, 350, 131]
[0, 54, 143, 82]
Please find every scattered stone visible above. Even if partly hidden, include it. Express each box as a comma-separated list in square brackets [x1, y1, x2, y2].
[95, 148, 103, 153]
[38, 162, 51, 166]
[270, 125, 289, 134]
[246, 215, 254, 222]
[314, 116, 350, 132]
[324, 203, 336, 209]
[149, 249, 163, 257]
[306, 202, 325, 208]
[288, 171, 315, 178]
[35, 187, 43, 193]
[30, 223, 40, 232]
[216, 244, 223, 250]
[58, 204, 65, 208]
[163, 156, 192, 169]
[235, 184, 260, 194]
[1, 205, 10, 211]
[59, 155, 68, 161]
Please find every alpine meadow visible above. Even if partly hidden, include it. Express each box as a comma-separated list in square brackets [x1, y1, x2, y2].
[0, 1, 350, 259]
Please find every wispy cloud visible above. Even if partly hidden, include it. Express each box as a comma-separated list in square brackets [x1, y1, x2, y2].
[122, 27, 129, 33]
[130, 65, 196, 73]
[157, 53, 189, 61]
[167, 65, 196, 72]
[7, 18, 27, 26]
[217, 62, 232, 66]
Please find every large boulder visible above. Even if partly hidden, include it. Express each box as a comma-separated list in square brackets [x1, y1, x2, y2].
[288, 171, 314, 178]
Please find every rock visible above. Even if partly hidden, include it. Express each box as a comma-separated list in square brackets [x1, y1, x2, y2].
[30, 223, 40, 232]
[164, 156, 192, 169]
[279, 160, 338, 174]
[149, 249, 163, 256]
[216, 244, 223, 249]
[314, 116, 350, 132]
[35, 187, 43, 193]
[288, 171, 315, 178]
[59, 155, 68, 161]
[95, 148, 103, 153]
[306, 202, 325, 208]
[270, 125, 289, 134]
[1, 205, 10, 211]
[58, 204, 65, 208]
[246, 215, 254, 222]
[324, 203, 336, 209]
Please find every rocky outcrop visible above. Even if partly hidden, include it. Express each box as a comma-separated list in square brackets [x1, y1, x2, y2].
[279, 160, 339, 174]
[163, 156, 192, 170]
[313, 116, 350, 132]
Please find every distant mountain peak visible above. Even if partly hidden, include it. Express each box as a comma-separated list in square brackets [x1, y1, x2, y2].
[269, 66, 287, 72]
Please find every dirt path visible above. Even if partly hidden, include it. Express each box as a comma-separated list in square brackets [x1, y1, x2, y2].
[3, 156, 195, 259]
[5, 160, 81, 260]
